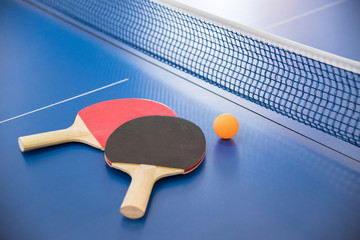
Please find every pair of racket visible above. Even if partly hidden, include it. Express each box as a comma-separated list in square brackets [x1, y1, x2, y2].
[19, 99, 206, 219]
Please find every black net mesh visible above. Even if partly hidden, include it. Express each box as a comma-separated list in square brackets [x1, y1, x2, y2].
[31, 0, 360, 146]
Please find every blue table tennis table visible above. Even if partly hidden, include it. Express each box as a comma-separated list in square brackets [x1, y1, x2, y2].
[1, 0, 359, 239]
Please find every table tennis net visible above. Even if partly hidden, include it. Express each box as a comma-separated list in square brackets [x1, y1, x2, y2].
[29, 0, 360, 147]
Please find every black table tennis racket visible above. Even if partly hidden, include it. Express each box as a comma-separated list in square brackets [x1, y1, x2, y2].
[105, 116, 206, 219]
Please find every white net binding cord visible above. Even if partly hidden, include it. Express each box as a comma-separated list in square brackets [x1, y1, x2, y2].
[28, 0, 360, 146]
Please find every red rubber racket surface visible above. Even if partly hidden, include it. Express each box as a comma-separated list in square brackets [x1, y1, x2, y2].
[78, 99, 177, 148]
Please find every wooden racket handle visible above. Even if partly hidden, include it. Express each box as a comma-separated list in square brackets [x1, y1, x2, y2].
[118, 164, 184, 219]
[18, 127, 77, 152]
[18, 115, 101, 152]
[120, 165, 157, 219]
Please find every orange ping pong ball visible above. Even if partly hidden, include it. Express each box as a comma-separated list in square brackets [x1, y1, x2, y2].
[213, 113, 239, 139]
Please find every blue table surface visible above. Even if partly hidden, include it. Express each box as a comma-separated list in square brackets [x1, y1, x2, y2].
[1, 1, 359, 239]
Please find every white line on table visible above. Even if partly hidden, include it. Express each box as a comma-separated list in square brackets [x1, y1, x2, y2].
[0, 78, 129, 124]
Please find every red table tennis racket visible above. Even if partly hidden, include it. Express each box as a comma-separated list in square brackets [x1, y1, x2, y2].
[18, 99, 177, 152]
[105, 115, 206, 219]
